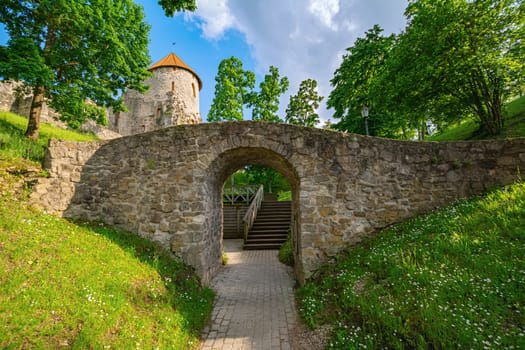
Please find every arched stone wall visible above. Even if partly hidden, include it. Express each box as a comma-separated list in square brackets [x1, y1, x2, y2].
[31, 122, 525, 284]
[204, 146, 301, 278]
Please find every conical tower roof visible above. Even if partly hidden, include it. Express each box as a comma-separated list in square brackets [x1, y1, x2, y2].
[148, 52, 202, 90]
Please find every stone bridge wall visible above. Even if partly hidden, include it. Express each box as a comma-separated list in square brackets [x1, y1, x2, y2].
[31, 122, 525, 284]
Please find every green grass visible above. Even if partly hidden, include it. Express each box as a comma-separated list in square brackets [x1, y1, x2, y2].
[503, 96, 525, 137]
[277, 190, 292, 201]
[0, 111, 215, 348]
[428, 119, 479, 141]
[297, 182, 525, 349]
[0, 111, 97, 162]
[428, 96, 525, 141]
[0, 172, 214, 349]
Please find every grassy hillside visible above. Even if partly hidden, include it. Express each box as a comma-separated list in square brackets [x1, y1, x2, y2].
[291, 97, 524, 349]
[428, 96, 525, 141]
[297, 182, 525, 349]
[0, 111, 98, 162]
[0, 115, 214, 349]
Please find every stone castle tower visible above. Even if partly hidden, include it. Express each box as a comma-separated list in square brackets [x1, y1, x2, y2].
[109, 52, 202, 136]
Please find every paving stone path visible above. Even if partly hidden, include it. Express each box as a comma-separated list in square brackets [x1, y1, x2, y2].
[200, 240, 297, 350]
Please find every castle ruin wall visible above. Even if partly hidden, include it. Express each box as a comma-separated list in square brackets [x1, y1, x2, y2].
[110, 67, 201, 136]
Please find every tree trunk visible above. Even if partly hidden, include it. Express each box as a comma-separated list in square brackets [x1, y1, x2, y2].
[468, 68, 504, 136]
[482, 108, 503, 136]
[419, 119, 427, 141]
[25, 85, 45, 141]
[478, 89, 503, 136]
[25, 22, 56, 141]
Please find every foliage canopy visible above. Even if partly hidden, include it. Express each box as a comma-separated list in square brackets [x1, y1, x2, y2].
[247, 66, 289, 122]
[285, 79, 324, 128]
[208, 56, 255, 122]
[328, 25, 404, 137]
[0, 0, 152, 140]
[329, 0, 524, 137]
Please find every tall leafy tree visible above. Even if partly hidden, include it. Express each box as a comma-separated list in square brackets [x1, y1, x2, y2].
[328, 26, 390, 122]
[247, 66, 289, 122]
[0, 0, 151, 141]
[285, 79, 323, 127]
[389, 0, 524, 135]
[327, 25, 403, 137]
[208, 57, 255, 122]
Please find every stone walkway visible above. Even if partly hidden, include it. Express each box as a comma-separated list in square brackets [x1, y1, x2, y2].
[200, 240, 297, 350]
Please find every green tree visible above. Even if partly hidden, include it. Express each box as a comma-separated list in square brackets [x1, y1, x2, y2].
[208, 57, 255, 122]
[244, 165, 290, 194]
[285, 79, 323, 127]
[0, 0, 196, 141]
[0, 0, 151, 141]
[158, 0, 196, 16]
[226, 166, 290, 195]
[247, 66, 289, 122]
[327, 26, 388, 124]
[390, 0, 524, 135]
[327, 25, 404, 137]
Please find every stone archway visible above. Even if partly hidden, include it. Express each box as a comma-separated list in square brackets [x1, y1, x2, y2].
[204, 146, 301, 277]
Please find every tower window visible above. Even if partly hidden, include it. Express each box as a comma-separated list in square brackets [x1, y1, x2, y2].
[156, 107, 161, 118]
[192, 83, 196, 97]
[171, 82, 175, 92]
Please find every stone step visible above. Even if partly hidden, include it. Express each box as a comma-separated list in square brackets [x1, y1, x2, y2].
[244, 242, 283, 249]
[246, 238, 287, 244]
[250, 230, 289, 236]
[249, 228, 289, 234]
[260, 203, 291, 207]
[249, 229, 288, 233]
[248, 231, 288, 237]
[243, 243, 283, 250]
[259, 201, 291, 206]
[257, 210, 291, 214]
[254, 217, 290, 222]
[244, 200, 291, 250]
[254, 215, 289, 220]
[259, 203, 291, 207]
[259, 207, 291, 211]
[252, 221, 290, 227]
[254, 217, 291, 222]
[248, 233, 288, 239]
[252, 221, 289, 226]
[257, 211, 292, 218]
[246, 235, 287, 243]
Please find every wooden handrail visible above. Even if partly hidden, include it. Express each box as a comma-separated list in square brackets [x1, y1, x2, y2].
[223, 185, 259, 204]
[242, 184, 264, 243]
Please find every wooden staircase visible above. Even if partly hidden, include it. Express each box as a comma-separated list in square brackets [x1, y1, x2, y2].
[243, 200, 291, 250]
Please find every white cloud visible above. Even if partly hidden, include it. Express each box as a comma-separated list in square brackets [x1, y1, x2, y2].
[191, 0, 407, 123]
[308, 0, 340, 31]
[191, 0, 235, 39]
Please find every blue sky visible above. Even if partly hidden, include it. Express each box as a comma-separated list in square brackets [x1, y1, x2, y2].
[0, 0, 407, 123]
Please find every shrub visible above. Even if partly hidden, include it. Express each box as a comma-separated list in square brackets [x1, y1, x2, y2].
[278, 233, 294, 266]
